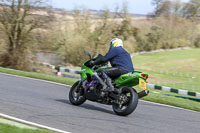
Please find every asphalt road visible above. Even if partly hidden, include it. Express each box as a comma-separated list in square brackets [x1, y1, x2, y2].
[0, 73, 200, 133]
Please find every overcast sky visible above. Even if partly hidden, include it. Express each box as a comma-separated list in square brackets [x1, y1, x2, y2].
[51, 0, 190, 14]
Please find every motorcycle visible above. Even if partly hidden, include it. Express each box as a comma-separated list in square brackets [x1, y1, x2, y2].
[69, 51, 149, 116]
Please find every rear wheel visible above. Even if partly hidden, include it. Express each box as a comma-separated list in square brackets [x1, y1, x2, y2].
[112, 87, 138, 116]
[69, 81, 86, 105]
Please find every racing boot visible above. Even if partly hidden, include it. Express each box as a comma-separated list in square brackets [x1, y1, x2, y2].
[100, 71, 115, 91]
[105, 77, 115, 92]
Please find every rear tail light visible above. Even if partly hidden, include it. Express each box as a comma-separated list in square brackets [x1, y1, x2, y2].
[141, 74, 145, 78]
[141, 74, 148, 79]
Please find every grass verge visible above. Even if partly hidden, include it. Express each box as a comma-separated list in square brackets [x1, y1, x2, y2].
[0, 123, 56, 133]
[137, 88, 200, 111]
[0, 67, 199, 112]
[0, 117, 37, 130]
[0, 67, 78, 86]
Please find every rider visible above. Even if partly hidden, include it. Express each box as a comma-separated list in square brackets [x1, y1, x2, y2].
[90, 38, 134, 91]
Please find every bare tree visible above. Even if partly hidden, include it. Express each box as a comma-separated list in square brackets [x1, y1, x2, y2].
[152, 0, 172, 17]
[183, 0, 200, 18]
[152, 0, 187, 18]
[0, 0, 52, 70]
[171, 0, 183, 17]
[113, 1, 138, 41]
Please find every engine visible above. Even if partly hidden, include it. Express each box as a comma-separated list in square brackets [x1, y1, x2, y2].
[83, 75, 99, 91]
[82, 75, 101, 101]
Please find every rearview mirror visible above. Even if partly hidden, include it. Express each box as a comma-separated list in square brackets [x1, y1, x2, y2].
[84, 51, 92, 59]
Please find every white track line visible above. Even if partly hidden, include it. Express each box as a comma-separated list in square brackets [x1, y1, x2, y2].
[1, 72, 199, 114]
[0, 113, 70, 133]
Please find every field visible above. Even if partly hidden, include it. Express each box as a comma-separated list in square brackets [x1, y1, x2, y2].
[133, 48, 200, 93]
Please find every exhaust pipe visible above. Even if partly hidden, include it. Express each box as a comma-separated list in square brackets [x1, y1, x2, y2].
[138, 90, 149, 98]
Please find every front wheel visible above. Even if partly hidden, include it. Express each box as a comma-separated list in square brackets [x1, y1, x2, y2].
[112, 87, 138, 116]
[69, 81, 86, 105]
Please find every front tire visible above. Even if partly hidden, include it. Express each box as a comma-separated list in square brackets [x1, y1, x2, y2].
[69, 81, 86, 105]
[112, 87, 138, 116]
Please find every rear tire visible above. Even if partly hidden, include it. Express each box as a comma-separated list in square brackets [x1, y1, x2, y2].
[112, 87, 138, 116]
[69, 81, 86, 105]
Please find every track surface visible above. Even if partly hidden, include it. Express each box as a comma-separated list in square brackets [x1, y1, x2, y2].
[0, 73, 200, 133]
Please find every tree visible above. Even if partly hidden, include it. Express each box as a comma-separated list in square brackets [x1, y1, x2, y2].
[183, 0, 200, 18]
[90, 9, 114, 55]
[53, 9, 92, 66]
[171, 0, 184, 17]
[112, 1, 138, 41]
[152, 0, 171, 17]
[0, 0, 52, 70]
[73, 9, 91, 35]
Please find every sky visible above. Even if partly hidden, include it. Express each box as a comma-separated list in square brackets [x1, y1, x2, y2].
[51, 0, 190, 15]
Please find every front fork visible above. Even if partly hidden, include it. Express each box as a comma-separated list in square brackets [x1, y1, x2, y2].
[75, 81, 82, 91]
[74, 81, 83, 97]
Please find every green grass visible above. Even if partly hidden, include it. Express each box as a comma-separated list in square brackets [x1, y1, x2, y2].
[143, 91, 200, 111]
[0, 67, 78, 86]
[0, 117, 37, 130]
[0, 123, 56, 133]
[133, 48, 200, 92]
[136, 88, 200, 111]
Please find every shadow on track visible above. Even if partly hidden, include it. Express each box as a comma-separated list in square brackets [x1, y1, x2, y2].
[55, 99, 115, 115]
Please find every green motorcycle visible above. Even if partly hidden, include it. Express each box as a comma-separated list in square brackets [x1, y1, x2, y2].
[69, 51, 149, 116]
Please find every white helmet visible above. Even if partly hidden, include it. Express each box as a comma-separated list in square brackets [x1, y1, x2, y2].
[110, 38, 123, 48]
